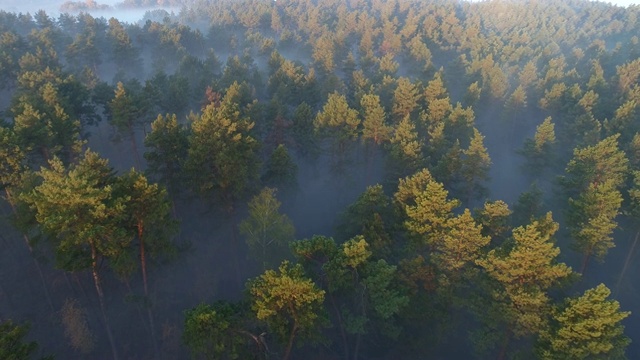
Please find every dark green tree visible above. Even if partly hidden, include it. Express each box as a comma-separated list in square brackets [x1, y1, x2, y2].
[185, 86, 259, 211]
[261, 144, 297, 192]
[143, 113, 189, 197]
[108, 81, 142, 167]
[183, 302, 256, 360]
[0, 321, 38, 360]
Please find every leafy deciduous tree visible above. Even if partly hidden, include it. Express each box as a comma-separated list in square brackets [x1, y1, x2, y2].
[239, 187, 295, 270]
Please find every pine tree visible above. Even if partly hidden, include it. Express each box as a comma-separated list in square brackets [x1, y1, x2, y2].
[185, 86, 259, 210]
[568, 180, 623, 273]
[461, 128, 491, 201]
[143, 113, 189, 197]
[262, 144, 298, 192]
[474, 214, 572, 357]
[520, 117, 556, 172]
[388, 115, 424, 179]
[108, 81, 142, 167]
[22, 150, 127, 359]
[563, 134, 629, 193]
[248, 261, 325, 360]
[537, 284, 630, 359]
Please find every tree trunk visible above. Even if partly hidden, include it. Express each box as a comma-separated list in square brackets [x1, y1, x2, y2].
[226, 195, 242, 290]
[283, 322, 298, 360]
[137, 220, 159, 358]
[615, 230, 640, 296]
[128, 124, 141, 169]
[497, 328, 511, 360]
[138, 220, 149, 296]
[353, 333, 362, 360]
[90, 241, 119, 360]
[5, 189, 54, 311]
[580, 247, 592, 275]
[329, 293, 349, 360]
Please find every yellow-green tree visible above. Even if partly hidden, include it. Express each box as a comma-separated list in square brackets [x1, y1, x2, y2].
[239, 187, 295, 270]
[536, 284, 630, 360]
[248, 261, 325, 360]
[474, 214, 572, 357]
[22, 150, 128, 359]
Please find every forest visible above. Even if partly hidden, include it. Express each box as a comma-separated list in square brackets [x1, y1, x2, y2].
[0, 0, 639, 358]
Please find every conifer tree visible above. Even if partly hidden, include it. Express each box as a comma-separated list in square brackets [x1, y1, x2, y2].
[22, 150, 127, 359]
[461, 128, 491, 201]
[143, 113, 189, 197]
[248, 261, 325, 360]
[536, 284, 630, 360]
[474, 214, 572, 357]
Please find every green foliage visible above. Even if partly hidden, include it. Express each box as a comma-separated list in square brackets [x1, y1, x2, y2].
[404, 177, 459, 248]
[239, 187, 295, 269]
[361, 93, 392, 146]
[261, 144, 298, 191]
[248, 261, 326, 351]
[185, 83, 259, 207]
[434, 209, 490, 281]
[512, 183, 545, 227]
[144, 113, 189, 195]
[116, 169, 177, 269]
[0, 320, 37, 360]
[568, 180, 623, 265]
[314, 92, 360, 153]
[563, 134, 629, 193]
[476, 214, 572, 340]
[291, 235, 409, 352]
[474, 200, 512, 241]
[183, 302, 247, 360]
[11, 76, 85, 164]
[461, 128, 491, 200]
[0, 125, 26, 193]
[388, 115, 424, 178]
[337, 184, 394, 256]
[391, 77, 421, 122]
[21, 150, 129, 272]
[537, 284, 630, 359]
[520, 117, 556, 172]
[291, 102, 319, 158]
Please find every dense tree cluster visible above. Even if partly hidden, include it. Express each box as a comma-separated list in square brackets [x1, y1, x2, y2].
[0, 0, 639, 358]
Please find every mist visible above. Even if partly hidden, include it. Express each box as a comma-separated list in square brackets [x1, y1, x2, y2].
[1, 0, 639, 359]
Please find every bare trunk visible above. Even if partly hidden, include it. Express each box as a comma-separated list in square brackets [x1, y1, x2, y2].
[226, 194, 242, 290]
[497, 328, 511, 360]
[73, 273, 90, 303]
[5, 189, 54, 311]
[615, 230, 640, 296]
[329, 293, 349, 360]
[581, 247, 592, 275]
[138, 221, 148, 296]
[137, 220, 159, 358]
[90, 242, 119, 360]
[128, 125, 141, 169]
[283, 322, 298, 360]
